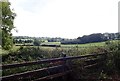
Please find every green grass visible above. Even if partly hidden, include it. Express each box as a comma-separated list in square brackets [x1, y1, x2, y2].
[61, 42, 105, 48]
[61, 40, 120, 48]
[40, 41, 106, 48]
[0, 41, 106, 55]
[1, 40, 119, 55]
[41, 42, 61, 45]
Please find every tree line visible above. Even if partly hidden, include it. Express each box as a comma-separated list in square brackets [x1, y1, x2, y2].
[13, 32, 120, 45]
[61, 33, 120, 44]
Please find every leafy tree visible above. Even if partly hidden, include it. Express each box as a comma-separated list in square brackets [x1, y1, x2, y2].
[33, 39, 40, 46]
[0, 0, 16, 50]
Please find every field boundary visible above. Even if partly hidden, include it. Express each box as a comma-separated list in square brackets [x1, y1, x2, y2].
[1, 52, 108, 81]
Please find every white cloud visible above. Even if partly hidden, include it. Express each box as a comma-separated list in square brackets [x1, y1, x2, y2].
[10, 0, 119, 38]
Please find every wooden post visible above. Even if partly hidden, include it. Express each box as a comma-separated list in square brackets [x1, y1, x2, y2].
[61, 52, 67, 81]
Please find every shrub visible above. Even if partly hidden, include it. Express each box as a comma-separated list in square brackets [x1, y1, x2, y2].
[33, 39, 40, 46]
[105, 41, 120, 74]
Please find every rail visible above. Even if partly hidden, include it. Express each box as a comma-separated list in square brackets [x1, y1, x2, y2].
[1, 52, 107, 81]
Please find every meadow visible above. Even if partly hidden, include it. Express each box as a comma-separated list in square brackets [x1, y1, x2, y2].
[0, 41, 106, 55]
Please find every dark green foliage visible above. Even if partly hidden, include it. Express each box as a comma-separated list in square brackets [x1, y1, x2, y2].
[33, 39, 40, 46]
[105, 41, 120, 74]
[114, 51, 120, 70]
[13, 38, 33, 44]
[105, 41, 111, 45]
[2, 47, 51, 76]
[2, 30, 13, 50]
[62, 33, 120, 44]
[2, 47, 65, 76]
[3, 47, 47, 63]
[2, 46, 66, 64]
[78, 33, 105, 43]
[0, 1, 16, 50]
[12, 33, 119, 45]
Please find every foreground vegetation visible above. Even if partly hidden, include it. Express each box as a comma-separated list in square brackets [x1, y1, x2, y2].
[1, 40, 120, 80]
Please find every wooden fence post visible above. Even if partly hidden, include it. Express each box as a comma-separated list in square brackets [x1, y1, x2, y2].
[61, 52, 67, 80]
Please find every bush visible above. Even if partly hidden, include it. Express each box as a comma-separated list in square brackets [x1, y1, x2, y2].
[33, 39, 40, 46]
[2, 47, 48, 64]
[105, 41, 120, 74]
[105, 41, 110, 45]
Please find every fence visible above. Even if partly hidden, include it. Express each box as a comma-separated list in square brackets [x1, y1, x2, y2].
[1, 52, 107, 81]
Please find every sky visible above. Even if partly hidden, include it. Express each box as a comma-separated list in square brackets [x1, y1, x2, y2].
[9, 0, 119, 39]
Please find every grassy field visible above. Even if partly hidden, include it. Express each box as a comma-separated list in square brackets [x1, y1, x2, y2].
[61, 42, 105, 48]
[0, 41, 106, 55]
[0, 40, 119, 55]
[41, 42, 61, 45]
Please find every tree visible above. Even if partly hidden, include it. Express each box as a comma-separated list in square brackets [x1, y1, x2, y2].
[33, 39, 40, 46]
[0, 0, 16, 50]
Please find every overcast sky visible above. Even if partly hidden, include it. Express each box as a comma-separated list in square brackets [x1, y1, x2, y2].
[9, 0, 119, 39]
